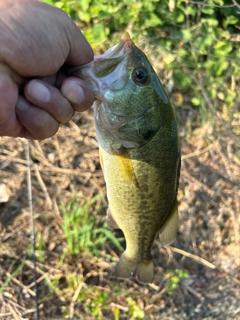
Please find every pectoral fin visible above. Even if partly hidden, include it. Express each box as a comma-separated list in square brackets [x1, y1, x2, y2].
[113, 147, 139, 187]
[159, 200, 178, 245]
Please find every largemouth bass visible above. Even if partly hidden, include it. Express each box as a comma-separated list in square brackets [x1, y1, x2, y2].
[72, 32, 180, 284]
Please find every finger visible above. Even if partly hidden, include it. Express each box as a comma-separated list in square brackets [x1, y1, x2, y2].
[0, 71, 22, 137]
[24, 79, 75, 124]
[16, 96, 59, 140]
[1, 2, 93, 76]
[61, 77, 94, 112]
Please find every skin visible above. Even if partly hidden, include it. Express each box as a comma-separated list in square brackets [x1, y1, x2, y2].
[0, 0, 94, 139]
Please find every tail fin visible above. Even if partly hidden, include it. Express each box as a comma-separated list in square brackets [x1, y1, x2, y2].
[115, 252, 154, 284]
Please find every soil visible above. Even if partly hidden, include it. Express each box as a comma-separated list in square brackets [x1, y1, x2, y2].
[0, 104, 239, 319]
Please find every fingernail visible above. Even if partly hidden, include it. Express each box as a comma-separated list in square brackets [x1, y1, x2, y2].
[16, 96, 29, 112]
[62, 82, 84, 104]
[27, 80, 51, 102]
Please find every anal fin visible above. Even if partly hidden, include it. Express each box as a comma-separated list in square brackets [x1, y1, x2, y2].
[159, 200, 178, 245]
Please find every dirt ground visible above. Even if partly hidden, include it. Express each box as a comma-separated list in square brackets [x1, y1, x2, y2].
[0, 101, 239, 319]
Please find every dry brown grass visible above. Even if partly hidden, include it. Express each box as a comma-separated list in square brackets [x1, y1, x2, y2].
[0, 100, 240, 319]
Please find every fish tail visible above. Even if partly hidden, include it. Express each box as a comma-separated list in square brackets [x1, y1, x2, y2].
[115, 252, 154, 284]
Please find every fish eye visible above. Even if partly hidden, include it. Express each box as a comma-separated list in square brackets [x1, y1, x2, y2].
[132, 67, 149, 85]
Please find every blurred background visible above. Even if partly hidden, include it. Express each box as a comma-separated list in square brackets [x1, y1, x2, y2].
[0, 0, 239, 319]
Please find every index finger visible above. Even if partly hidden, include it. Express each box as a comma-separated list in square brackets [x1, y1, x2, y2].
[53, 7, 94, 66]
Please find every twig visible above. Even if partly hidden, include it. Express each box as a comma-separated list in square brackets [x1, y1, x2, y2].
[5, 272, 35, 297]
[3, 302, 21, 320]
[188, 0, 237, 8]
[182, 139, 219, 160]
[29, 154, 93, 176]
[181, 170, 215, 197]
[34, 164, 53, 209]
[232, 0, 240, 9]
[69, 282, 84, 318]
[182, 281, 205, 301]
[110, 302, 129, 312]
[166, 245, 216, 269]
[27, 270, 52, 289]
[52, 136, 64, 163]
[151, 288, 167, 303]
[0, 262, 25, 294]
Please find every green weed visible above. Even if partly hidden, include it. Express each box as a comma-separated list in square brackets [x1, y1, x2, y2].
[60, 194, 123, 259]
[43, 0, 239, 135]
[0, 262, 25, 294]
[126, 297, 145, 319]
[35, 231, 47, 263]
[165, 269, 189, 295]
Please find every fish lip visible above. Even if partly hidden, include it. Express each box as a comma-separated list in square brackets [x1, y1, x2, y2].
[68, 32, 133, 79]
[96, 32, 132, 61]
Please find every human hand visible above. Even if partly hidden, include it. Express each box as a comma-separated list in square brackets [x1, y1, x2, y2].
[0, 0, 94, 139]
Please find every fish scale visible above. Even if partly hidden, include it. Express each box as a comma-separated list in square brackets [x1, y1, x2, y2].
[72, 32, 180, 283]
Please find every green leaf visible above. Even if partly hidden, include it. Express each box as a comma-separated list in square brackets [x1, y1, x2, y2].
[181, 29, 192, 42]
[170, 30, 181, 39]
[178, 48, 188, 58]
[216, 61, 229, 76]
[214, 42, 233, 55]
[185, 6, 196, 16]
[90, 5, 100, 16]
[214, 41, 228, 50]
[145, 12, 162, 28]
[192, 97, 201, 106]
[202, 17, 219, 26]
[174, 11, 185, 23]
[201, 7, 214, 15]
[223, 15, 239, 28]
[79, 0, 91, 11]
[173, 70, 191, 89]
[210, 88, 217, 99]
[78, 10, 91, 23]
[213, 0, 224, 5]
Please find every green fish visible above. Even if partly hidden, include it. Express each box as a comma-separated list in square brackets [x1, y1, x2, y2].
[72, 32, 180, 283]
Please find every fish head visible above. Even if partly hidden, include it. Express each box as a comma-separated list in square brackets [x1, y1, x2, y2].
[72, 32, 176, 149]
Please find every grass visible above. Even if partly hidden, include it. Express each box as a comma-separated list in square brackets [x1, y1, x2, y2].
[60, 194, 124, 259]
[0, 1, 239, 317]
[165, 269, 189, 295]
[0, 111, 239, 319]
[0, 262, 25, 294]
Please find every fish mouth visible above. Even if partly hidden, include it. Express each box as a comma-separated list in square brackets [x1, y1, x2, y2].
[91, 32, 132, 78]
[69, 32, 132, 77]
[68, 32, 133, 99]
[98, 32, 132, 61]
